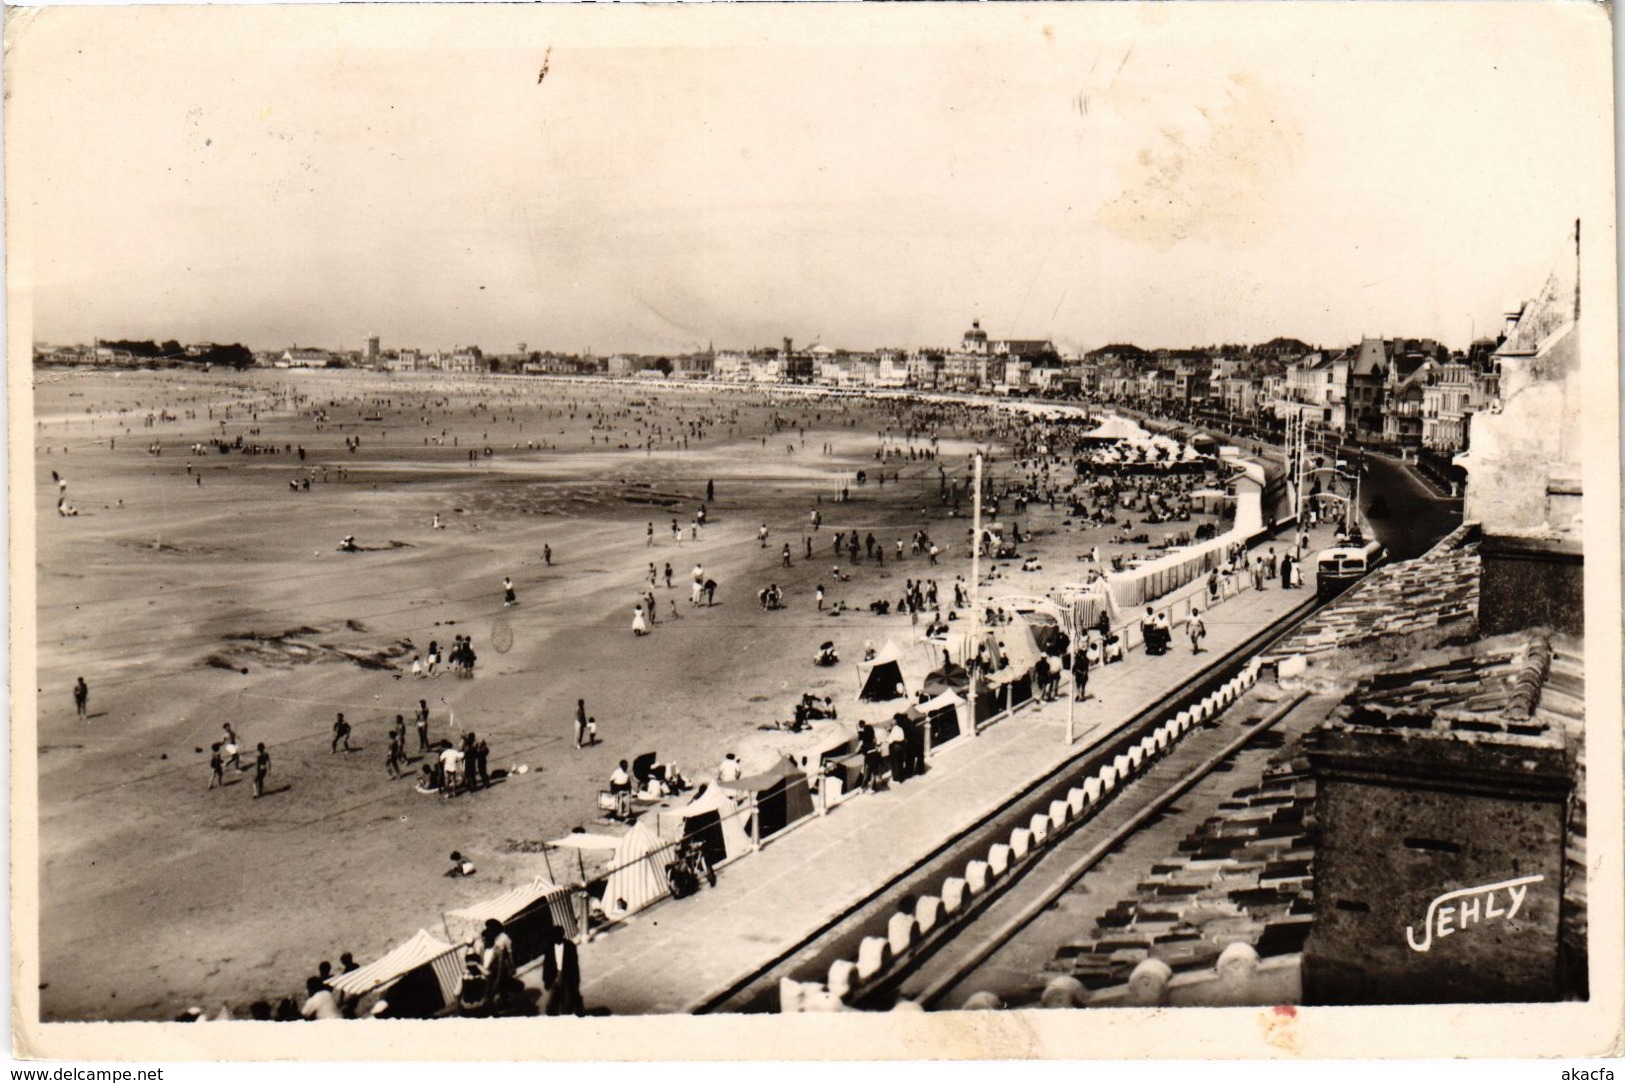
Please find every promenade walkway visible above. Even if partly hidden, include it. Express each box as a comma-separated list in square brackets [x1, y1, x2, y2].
[540, 526, 1337, 1015]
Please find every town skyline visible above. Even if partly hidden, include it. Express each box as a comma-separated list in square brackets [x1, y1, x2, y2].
[10, 5, 1605, 357]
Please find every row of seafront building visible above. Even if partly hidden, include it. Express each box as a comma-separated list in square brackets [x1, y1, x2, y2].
[39, 309, 1516, 459]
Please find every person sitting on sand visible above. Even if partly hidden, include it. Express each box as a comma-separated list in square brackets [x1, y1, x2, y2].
[447, 850, 476, 877]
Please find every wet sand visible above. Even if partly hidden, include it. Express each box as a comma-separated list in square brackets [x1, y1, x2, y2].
[28, 368, 1225, 1020]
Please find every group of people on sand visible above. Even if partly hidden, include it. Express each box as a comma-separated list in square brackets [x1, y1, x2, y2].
[416, 728, 493, 798]
[408, 636, 477, 678]
[206, 722, 272, 798]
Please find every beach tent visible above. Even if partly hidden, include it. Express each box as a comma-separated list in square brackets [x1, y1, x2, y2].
[443, 875, 578, 947]
[908, 689, 965, 748]
[940, 628, 1004, 671]
[1080, 416, 1149, 443]
[720, 757, 816, 841]
[602, 823, 674, 920]
[660, 784, 752, 869]
[812, 722, 867, 798]
[326, 928, 462, 1018]
[991, 616, 1043, 682]
[857, 641, 909, 702]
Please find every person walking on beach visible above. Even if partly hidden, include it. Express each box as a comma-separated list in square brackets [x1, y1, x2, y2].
[73, 677, 89, 719]
[543, 544, 553, 566]
[251, 743, 270, 798]
[782, 543, 792, 569]
[332, 713, 353, 753]
[704, 578, 717, 606]
[222, 724, 243, 770]
[503, 577, 517, 607]
[706, 479, 715, 503]
[416, 700, 431, 752]
[632, 604, 649, 636]
[207, 744, 225, 790]
[574, 699, 589, 749]
[691, 564, 705, 606]
[664, 562, 674, 589]
[758, 523, 769, 548]
[646, 522, 654, 547]
[386, 730, 405, 779]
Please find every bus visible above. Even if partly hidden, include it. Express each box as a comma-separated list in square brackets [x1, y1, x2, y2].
[1315, 538, 1385, 602]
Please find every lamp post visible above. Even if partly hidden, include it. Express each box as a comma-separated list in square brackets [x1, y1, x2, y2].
[968, 452, 983, 737]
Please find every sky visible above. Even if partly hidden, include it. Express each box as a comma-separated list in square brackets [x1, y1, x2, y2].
[6, 3, 1614, 356]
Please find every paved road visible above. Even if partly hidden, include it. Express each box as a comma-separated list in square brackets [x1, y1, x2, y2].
[1359, 453, 1463, 560]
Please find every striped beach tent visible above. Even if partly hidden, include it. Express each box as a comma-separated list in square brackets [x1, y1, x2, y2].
[327, 928, 462, 1004]
[603, 822, 673, 919]
[443, 876, 578, 945]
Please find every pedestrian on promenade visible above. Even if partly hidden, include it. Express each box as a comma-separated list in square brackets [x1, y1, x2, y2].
[1073, 647, 1091, 701]
[1188, 609, 1206, 654]
[73, 677, 89, 719]
[251, 743, 270, 798]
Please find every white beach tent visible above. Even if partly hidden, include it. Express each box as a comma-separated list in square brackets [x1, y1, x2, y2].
[1081, 416, 1149, 442]
[658, 783, 752, 868]
[602, 822, 674, 920]
[326, 927, 462, 1004]
[443, 875, 578, 945]
[990, 615, 1043, 683]
[856, 640, 909, 702]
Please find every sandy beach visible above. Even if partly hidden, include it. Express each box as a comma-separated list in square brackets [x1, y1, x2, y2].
[28, 368, 1228, 1021]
